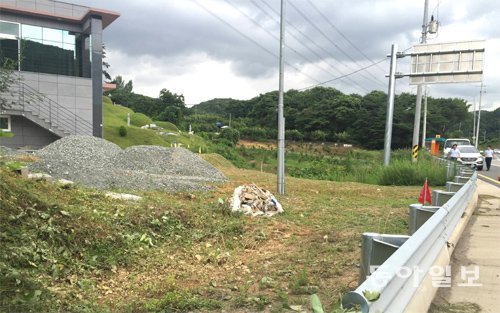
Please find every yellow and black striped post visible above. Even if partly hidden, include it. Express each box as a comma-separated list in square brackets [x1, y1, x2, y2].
[412, 145, 419, 160]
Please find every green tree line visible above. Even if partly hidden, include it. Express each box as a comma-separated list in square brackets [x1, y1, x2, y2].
[106, 77, 499, 149]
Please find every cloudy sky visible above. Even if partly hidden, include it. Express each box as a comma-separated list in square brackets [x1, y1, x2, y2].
[75, 0, 499, 110]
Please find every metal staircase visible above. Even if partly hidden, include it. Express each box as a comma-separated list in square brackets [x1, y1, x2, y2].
[0, 80, 93, 137]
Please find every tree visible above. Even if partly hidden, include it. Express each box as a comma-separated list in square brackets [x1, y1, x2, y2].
[102, 44, 112, 81]
[219, 128, 240, 144]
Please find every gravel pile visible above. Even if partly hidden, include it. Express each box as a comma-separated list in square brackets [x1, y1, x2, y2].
[116, 145, 226, 180]
[0, 146, 20, 156]
[30, 136, 226, 192]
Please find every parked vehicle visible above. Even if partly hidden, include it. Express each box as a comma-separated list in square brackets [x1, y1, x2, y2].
[443, 138, 471, 157]
[455, 145, 483, 170]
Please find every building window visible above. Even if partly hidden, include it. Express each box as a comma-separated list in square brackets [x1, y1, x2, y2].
[0, 115, 11, 132]
[0, 21, 91, 78]
[0, 21, 20, 68]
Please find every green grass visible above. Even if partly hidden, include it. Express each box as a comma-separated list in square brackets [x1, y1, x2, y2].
[0, 151, 421, 312]
[102, 96, 207, 151]
[211, 144, 447, 186]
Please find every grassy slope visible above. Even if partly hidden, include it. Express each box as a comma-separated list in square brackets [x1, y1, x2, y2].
[0, 153, 420, 312]
[102, 96, 207, 151]
[0, 101, 433, 311]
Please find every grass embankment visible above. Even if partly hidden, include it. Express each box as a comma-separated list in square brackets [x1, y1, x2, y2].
[0, 153, 421, 312]
[102, 96, 208, 151]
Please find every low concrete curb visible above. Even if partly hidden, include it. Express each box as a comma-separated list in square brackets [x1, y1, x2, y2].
[431, 180, 500, 313]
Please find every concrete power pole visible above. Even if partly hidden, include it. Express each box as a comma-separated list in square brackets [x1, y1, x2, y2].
[383, 44, 398, 166]
[421, 86, 428, 148]
[475, 83, 485, 148]
[412, 0, 430, 161]
[277, 0, 286, 195]
[472, 98, 477, 144]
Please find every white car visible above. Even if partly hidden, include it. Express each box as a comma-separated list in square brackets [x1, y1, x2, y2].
[443, 138, 471, 158]
[455, 145, 483, 170]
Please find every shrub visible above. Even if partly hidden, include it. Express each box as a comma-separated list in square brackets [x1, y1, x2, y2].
[286, 129, 304, 141]
[130, 112, 153, 127]
[219, 128, 240, 144]
[377, 158, 447, 186]
[309, 130, 328, 141]
[118, 125, 127, 137]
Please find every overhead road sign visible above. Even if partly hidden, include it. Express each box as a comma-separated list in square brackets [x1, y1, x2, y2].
[408, 40, 485, 84]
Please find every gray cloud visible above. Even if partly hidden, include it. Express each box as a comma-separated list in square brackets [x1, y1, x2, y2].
[73, 0, 500, 108]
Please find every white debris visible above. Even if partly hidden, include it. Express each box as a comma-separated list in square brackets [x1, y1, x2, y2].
[105, 192, 142, 201]
[56, 178, 74, 187]
[27, 173, 53, 181]
[140, 123, 159, 129]
[230, 184, 283, 217]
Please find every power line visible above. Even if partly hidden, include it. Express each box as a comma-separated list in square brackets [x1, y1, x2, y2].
[190, 0, 322, 84]
[299, 57, 388, 91]
[304, 0, 387, 75]
[252, 0, 375, 93]
[222, 0, 349, 87]
[288, 0, 386, 87]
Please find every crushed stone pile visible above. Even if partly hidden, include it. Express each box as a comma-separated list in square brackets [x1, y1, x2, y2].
[115, 145, 226, 181]
[230, 184, 283, 217]
[0, 146, 20, 157]
[29, 136, 226, 192]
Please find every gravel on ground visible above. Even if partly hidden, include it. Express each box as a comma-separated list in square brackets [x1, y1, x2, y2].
[29, 136, 226, 192]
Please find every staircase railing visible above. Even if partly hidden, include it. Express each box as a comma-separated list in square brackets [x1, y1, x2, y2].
[1, 80, 93, 136]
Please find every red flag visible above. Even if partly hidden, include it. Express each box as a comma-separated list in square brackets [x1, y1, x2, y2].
[418, 179, 432, 204]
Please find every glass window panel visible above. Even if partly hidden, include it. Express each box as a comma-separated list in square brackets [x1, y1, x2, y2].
[62, 31, 75, 44]
[19, 24, 90, 78]
[42, 27, 62, 43]
[0, 21, 19, 37]
[21, 24, 42, 40]
[0, 116, 11, 131]
[0, 38, 19, 66]
[43, 39, 63, 48]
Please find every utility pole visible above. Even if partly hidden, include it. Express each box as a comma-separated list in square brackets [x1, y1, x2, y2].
[383, 44, 398, 166]
[421, 86, 428, 148]
[475, 82, 485, 148]
[412, 0, 430, 161]
[229, 113, 231, 128]
[472, 99, 477, 144]
[277, 0, 286, 195]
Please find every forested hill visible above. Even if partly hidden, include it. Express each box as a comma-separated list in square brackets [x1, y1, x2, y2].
[193, 87, 485, 149]
[106, 77, 499, 149]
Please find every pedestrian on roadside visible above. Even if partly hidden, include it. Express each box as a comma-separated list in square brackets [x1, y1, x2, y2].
[447, 144, 461, 161]
[484, 145, 495, 171]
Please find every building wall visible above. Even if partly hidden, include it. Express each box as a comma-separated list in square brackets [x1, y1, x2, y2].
[0, 0, 105, 145]
[0, 115, 59, 149]
[1, 0, 90, 19]
[20, 72, 93, 135]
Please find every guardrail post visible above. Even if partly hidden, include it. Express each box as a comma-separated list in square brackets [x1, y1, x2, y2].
[408, 204, 441, 235]
[359, 232, 410, 284]
[431, 190, 456, 206]
[446, 181, 464, 192]
[454, 176, 470, 184]
[459, 169, 474, 177]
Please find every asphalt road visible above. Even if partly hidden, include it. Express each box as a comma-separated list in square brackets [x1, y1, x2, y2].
[477, 157, 500, 187]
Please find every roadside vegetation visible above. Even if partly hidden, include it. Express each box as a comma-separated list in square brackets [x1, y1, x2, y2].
[104, 96, 447, 187]
[0, 152, 421, 312]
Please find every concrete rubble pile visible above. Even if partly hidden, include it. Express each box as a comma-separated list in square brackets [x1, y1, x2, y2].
[231, 184, 283, 217]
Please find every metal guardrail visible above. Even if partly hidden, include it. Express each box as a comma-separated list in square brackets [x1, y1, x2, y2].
[342, 162, 477, 313]
[1, 80, 92, 136]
